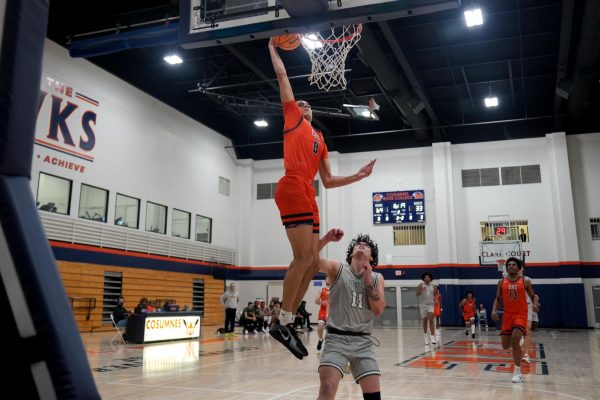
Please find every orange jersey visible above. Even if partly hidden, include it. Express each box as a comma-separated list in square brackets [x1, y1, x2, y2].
[501, 276, 528, 314]
[282, 101, 328, 182]
[318, 287, 329, 320]
[462, 298, 475, 314]
[434, 292, 442, 316]
[319, 287, 329, 313]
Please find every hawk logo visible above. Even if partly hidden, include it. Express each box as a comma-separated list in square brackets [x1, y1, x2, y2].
[397, 341, 548, 376]
[182, 318, 200, 337]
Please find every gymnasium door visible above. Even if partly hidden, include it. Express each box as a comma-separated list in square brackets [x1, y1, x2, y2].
[400, 287, 420, 327]
[373, 287, 398, 327]
[267, 282, 283, 304]
[593, 286, 600, 327]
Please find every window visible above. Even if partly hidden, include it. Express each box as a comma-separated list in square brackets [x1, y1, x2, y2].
[36, 172, 72, 215]
[501, 166, 521, 185]
[393, 225, 426, 246]
[591, 218, 600, 241]
[172, 209, 191, 239]
[257, 182, 277, 200]
[195, 215, 212, 243]
[146, 201, 167, 234]
[480, 220, 529, 242]
[501, 165, 542, 185]
[461, 168, 500, 187]
[114, 194, 140, 229]
[78, 184, 108, 222]
[219, 176, 230, 196]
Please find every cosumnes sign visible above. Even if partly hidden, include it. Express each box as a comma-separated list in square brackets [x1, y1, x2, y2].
[143, 316, 201, 342]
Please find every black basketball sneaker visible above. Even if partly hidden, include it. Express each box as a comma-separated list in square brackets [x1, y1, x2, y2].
[269, 323, 308, 359]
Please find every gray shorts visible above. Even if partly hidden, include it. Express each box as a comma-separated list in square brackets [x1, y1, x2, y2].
[318, 333, 380, 383]
[419, 304, 434, 319]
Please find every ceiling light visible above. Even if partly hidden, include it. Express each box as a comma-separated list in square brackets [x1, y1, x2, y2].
[163, 54, 183, 65]
[343, 104, 380, 121]
[484, 97, 498, 107]
[254, 119, 268, 127]
[464, 8, 483, 27]
[301, 34, 323, 50]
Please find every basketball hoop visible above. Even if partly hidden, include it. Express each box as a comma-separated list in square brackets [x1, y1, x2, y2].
[496, 258, 506, 273]
[300, 24, 362, 91]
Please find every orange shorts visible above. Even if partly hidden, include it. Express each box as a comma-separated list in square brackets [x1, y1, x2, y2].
[434, 303, 441, 317]
[318, 310, 327, 322]
[274, 175, 319, 233]
[463, 312, 475, 322]
[501, 312, 527, 336]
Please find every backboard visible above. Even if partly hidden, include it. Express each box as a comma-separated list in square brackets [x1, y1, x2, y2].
[180, 0, 461, 48]
[479, 240, 524, 267]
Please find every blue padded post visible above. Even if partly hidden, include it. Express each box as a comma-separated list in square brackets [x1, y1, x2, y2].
[0, 0, 100, 398]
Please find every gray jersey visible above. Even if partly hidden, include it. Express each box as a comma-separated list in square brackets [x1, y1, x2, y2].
[327, 263, 379, 334]
[417, 282, 434, 306]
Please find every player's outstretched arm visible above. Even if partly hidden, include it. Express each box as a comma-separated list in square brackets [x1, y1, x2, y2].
[491, 280, 503, 321]
[268, 38, 294, 103]
[318, 158, 376, 189]
[318, 228, 344, 283]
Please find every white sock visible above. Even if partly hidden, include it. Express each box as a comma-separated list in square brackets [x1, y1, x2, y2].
[514, 366, 521, 374]
[471, 324, 475, 334]
[280, 310, 293, 326]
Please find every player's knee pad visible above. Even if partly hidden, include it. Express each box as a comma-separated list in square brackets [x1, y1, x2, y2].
[363, 392, 381, 400]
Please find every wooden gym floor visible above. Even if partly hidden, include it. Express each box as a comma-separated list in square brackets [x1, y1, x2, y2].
[84, 326, 600, 399]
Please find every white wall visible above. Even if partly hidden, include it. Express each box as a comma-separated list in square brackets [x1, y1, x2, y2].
[568, 133, 600, 262]
[452, 137, 561, 264]
[32, 41, 238, 249]
[247, 135, 577, 267]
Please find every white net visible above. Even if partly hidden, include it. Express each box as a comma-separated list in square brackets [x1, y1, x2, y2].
[300, 24, 362, 92]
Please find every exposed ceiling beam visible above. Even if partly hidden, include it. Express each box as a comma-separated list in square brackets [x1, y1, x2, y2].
[378, 21, 440, 140]
[553, 0, 575, 129]
[460, 67, 475, 113]
[224, 44, 331, 138]
[356, 24, 430, 141]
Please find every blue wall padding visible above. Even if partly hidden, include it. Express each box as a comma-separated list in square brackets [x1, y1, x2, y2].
[0, 0, 47, 177]
[1, 177, 100, 398]
[0, 0, 100, 397]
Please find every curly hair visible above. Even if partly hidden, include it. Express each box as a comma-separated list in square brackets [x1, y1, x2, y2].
[505, 257, 523, 270]
[346, 234, 379, 267]
[421, 272, 433, 281]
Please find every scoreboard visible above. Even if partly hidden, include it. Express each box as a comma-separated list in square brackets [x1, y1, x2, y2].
[372, 190, 425, 224]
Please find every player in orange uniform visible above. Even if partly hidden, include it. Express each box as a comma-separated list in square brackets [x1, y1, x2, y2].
[315, 278, 330, 350]
[492, 257, 537, 383]
[433, 286, 442, 341]
[268, 39, 376, 359]
[459, 291, 477, 338]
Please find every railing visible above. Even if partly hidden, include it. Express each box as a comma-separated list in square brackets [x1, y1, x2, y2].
[40, 212, 236, 266]
[69, 297, 97, 320]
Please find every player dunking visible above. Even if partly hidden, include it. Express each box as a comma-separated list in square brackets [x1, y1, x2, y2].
[491, 257, 538, 383]
[315, 278, 330, 351]
[267, 38, 376, 359]
[459, 291, 477, 338]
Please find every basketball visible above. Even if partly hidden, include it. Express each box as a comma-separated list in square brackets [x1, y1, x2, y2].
[272, 34, 301, 51]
